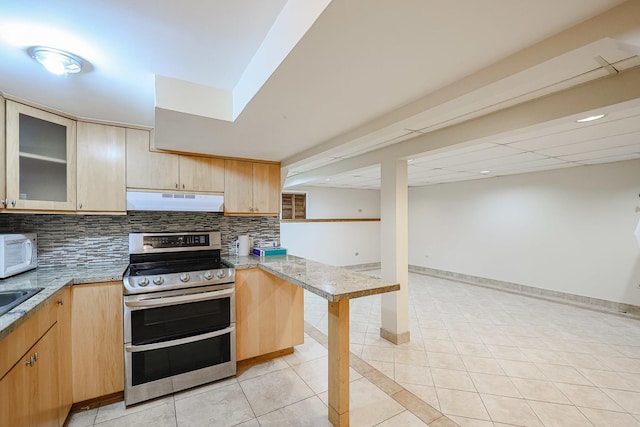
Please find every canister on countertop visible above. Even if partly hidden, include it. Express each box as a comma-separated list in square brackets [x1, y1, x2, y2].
[237, 235, 250, 256]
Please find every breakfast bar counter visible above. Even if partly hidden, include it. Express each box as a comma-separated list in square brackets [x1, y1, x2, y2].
[226, 254, 400, 427]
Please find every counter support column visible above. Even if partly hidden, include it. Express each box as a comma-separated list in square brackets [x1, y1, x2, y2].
[328, 299, 349, 427]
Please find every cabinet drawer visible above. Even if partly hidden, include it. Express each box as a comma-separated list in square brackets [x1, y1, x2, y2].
[0, 288, 63, 378]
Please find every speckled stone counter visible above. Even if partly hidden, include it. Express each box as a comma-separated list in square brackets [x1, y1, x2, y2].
[224, 254, 399, 302]
[0, 263, 127, 340]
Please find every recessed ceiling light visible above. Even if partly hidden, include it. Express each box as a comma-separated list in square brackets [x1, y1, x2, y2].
[28, 46, 83, 76]
[324, 178, 331, 181]
[576, 114, 605, 123]
[480, 170, 491, 174]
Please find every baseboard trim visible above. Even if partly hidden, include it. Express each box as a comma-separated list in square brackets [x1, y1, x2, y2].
[342, 262, 381, 271]
[236, 347, 294, 375]
[380, 328, 410, 345]
[69, 391, 124, 413]
[409, 265, 640, 319]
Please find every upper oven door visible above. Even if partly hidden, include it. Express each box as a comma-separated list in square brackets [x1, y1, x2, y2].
[124, 285, 235, 346]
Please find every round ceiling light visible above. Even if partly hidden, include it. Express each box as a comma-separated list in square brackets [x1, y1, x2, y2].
[576, 113, 605, 123]
[28, 46, 83, 76]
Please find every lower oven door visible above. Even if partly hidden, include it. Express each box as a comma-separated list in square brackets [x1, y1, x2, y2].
[123, 285, 236, 405]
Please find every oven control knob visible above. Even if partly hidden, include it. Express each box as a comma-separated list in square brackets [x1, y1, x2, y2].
[216, 270, 227, 279]
[138, 277, 149, 287]
[204, 271, 214, 280]
[180, 273, 190, 282]
[153, 276, 164, 285]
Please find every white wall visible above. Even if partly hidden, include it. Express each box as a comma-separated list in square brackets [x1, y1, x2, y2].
[408, 159, 640, 306]
[280, 187, 380, 266]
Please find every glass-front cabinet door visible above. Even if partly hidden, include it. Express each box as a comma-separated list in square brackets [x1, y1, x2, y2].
[5, 100, 76, 211]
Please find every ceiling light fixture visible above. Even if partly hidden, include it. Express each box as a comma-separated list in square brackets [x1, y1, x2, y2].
[480, 170, 491, 174]
[576, 113, 605, 123]
[29, 46, 83, 76]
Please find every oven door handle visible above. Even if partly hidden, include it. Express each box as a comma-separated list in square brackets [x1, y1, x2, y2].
[125, 287, 234, 309]
[125, 326, 235, 353]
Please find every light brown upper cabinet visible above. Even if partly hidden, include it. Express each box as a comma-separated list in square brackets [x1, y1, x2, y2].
[77, 122, 126, 213]
[5, 100, 77, 211]
[178, 155, 225, 193]
[126, 128, 179, 191]
[126, 129, 224, 193]
[224, 160, 280, 216]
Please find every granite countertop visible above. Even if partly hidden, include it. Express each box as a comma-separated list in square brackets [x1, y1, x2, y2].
[2, 254, 398, 340]
[224, 254, 400, 302]
[0, 263, 128, 340]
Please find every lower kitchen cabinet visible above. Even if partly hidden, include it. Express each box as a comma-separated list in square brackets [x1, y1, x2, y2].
[235, 268, 304, 361]
[0, 324, 60, 427]
[0, 287, 69, 427]
[71, 281, 124, 402]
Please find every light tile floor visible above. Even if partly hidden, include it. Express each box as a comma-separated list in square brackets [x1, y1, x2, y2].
[67, 272, 640, 427]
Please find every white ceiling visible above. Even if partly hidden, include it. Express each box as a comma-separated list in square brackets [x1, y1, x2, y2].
[1, 0, 640, 190]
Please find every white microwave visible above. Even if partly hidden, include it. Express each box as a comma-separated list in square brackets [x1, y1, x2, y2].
[0, 233, 38, 278]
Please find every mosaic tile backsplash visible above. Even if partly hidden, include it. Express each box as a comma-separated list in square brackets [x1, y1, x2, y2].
[0, 212, 280, 268]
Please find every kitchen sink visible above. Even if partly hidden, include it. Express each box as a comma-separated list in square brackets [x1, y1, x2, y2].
[0, 288, 44, 316]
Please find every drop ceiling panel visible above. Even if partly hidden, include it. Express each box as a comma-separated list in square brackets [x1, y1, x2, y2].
[414, 145, 525, 168]
[448, 152, 549, 172]
[485, 157, 570, 173]
[417, 171, 479, 182]
[559, 143, 640, 161]
[507, 116, 640, 151]
[536, 131, 640, 157]
[408, 167, 458, 178]
[491, 161, 578, 176]
[408, 142, 497, 165]
[572, 153, 640, 164]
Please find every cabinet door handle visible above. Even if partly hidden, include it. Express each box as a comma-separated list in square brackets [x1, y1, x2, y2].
[175, 183, 178, 189]
[33, 352, 38, 362]
[1, 199, 6, 207]
[182, 184, 185, 189]
[57, 298, 64, 306]
[25, 358, 33, 367]
[11, 200, 16, 207]
[79, 203, 83, 209]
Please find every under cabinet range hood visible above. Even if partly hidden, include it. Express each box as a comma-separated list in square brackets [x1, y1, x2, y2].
[126, 191, 224, 212]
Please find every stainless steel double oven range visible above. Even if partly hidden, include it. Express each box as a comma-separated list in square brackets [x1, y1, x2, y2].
[122, 231, 236, 406]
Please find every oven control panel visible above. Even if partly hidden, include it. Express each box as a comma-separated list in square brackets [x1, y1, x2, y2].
[129, 232, 222, 253]
[123, 267, 235, 294]
[144, 234, 208, 248]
